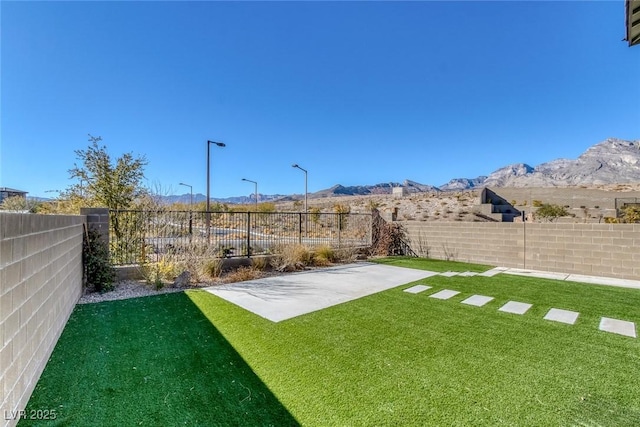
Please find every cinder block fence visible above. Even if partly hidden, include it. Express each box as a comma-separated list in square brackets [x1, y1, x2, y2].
[402, 221, 640, 280]
[0, 213, 85, 427]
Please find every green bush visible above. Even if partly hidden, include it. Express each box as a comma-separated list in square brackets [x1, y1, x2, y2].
[622, 206, 640, 223]
[83, 227, 116, 292]
[535, 203, 569, 222]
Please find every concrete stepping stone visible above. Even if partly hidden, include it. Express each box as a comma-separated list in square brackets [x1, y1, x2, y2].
[429, 289, 460, 300]
[499, 301, 532, 315]
[544, 308, 579, 325]
[404, 285, 432, 294]
[479, 267, 508, 277]
[440, 271, 459, 277]
[599, 317, 637, 338]
[461, 294, 494, 307]
[458, 271, 478, 277]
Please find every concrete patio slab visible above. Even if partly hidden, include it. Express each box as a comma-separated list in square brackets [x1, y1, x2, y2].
[479, 267, 509, 277]
[428, 289, 460, 300]
[503, 268, 570, 281]
[204, 262, 438, 322]
[599, 317, 637, 338]
[404, 285, 432, 294]
[499, 301, 532, 315]
[565, 274, 640, 290]
[439, 271, 459, 277]
[544, 308, 579, 325]
[461, 295, 494, 307]
[501, 269, 640, 289]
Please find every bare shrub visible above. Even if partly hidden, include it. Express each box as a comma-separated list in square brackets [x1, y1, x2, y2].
[371, 219, 408, 256]
[414, 230, 431, 258]
[442, 242, 458, 261]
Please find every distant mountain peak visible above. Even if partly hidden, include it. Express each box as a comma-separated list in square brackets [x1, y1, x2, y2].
[442, 137, 640, 190]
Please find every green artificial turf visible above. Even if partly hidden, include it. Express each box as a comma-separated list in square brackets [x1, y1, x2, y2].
[371, 256, 493, 273]
[19, 293, 298, 427]
[22, 258, 640, 426]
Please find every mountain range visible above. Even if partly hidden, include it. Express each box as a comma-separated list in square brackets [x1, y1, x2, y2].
[170, 137, 639, 203]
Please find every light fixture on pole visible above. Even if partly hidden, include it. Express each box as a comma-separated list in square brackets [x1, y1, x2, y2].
[241, 178, 258, 211]
[291, 164, 307, 213]
[178, 182, 193, 208]
[206, 140, 225, 240]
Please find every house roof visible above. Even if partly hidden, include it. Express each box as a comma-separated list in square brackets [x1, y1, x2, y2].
[626, 0, 640, 46]
[0, 187, 28, 194]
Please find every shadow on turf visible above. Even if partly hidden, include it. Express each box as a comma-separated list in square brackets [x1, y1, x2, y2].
[20, 292, 299, 426]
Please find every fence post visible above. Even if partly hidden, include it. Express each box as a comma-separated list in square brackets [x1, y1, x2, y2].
[298, 213, 302, 244]
[338, 213, 342, 248]
[247, 211, 251, 257]
[81, 207, 110, 248]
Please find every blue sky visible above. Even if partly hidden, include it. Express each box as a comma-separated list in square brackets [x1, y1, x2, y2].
[1, 1, 638, 199]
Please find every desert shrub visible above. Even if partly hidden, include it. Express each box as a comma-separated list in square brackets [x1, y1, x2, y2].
[371, 220, 408, 256]
[83, 227, 116, 293]
[535, 203, 569, 222]
[532, 200, 543, 207]
[604, 217, 619, 224]
[367, 200, 382, 210]
[139, 258, 180, 288]
[313, 245, 336, 266]
[334, 247, 360, 263]
[622, 206, 640, 223]
[224, 266, 263, 283]
[202, 258, 223, 279]
[271, 243, 313, 272]
[251, 256, 270, 271]
[309, 207, 322, 224]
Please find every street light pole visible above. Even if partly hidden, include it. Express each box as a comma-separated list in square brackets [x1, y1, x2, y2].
[292, 164, 307, 213]
[241, 178, 258, 211]
[179, 182, 193, 236]
[206, 140, 225, 240]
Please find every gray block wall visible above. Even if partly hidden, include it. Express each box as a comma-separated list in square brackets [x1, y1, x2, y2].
[402, 221, 640, 280]
[0, 213, 85, 427]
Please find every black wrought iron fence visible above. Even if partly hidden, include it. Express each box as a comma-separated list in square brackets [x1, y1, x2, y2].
[109, 210, 372, 265]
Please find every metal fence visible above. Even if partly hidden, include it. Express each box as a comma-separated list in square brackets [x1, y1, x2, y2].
[109, 210, 372, 265]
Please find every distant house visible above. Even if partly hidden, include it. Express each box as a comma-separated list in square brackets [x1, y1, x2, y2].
[627, 0, 640, 46]
[0, 187, 28, 204]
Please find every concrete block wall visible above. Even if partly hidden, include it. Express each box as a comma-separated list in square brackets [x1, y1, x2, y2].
[402, 221, 640, 280]
[0, 213, 85, 427]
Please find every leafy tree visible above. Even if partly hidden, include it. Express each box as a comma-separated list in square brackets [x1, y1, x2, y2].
[0, 195, 40, 212]
[535, 203, 569, 222]
[67, 135, 147, 211]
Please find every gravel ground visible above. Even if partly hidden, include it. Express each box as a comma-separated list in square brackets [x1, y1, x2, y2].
[77, 269, 314, 304]
[77, 280, 200, 304]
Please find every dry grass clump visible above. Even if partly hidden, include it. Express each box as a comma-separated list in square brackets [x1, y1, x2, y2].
[251, 256, 270, 271]
[271, 243, 314, 272]
[224, 266, 263, 283]
[201, 258, 223, 279]
[313, 245, 336, 266]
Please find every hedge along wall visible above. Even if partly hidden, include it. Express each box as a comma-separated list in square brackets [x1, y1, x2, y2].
[401, 221, 640, 280]
[0, 213, 85, 427]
